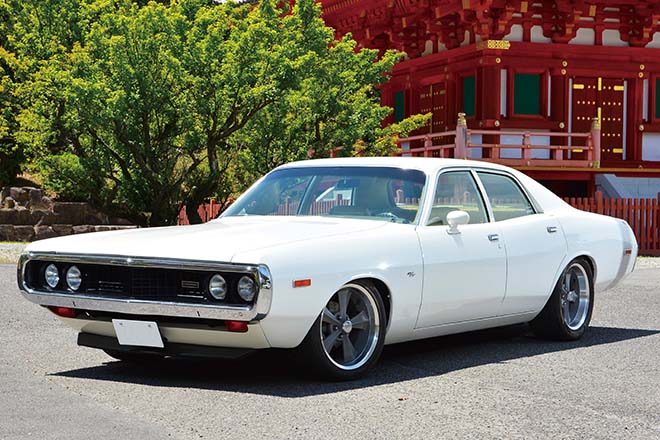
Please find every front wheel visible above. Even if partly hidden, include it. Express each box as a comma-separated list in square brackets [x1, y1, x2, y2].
[298, 282, 386, 381]
[530, 258, 594, 340]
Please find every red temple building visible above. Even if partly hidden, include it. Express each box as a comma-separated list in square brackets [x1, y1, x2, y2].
[320, 0, 660, 198]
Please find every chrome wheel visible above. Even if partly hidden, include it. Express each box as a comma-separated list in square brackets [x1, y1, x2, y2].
[320, 283, 380, 371]
[560, 263, 591, 331]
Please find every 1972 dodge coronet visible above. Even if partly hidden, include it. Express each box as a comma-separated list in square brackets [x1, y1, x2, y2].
[18, 158, 637, 380]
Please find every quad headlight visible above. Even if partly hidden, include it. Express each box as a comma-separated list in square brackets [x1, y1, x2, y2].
[237, 275, 257, 302]
[66, 265, 82, 291]
[208, 274, 227, 300]
[44, 264, 60, 288]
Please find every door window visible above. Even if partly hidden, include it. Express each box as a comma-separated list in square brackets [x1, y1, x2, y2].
[428, 171, 487, 225]
[477, 172, 535, 221]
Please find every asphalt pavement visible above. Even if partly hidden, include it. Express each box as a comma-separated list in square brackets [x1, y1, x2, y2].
[1, 261, 659, 440]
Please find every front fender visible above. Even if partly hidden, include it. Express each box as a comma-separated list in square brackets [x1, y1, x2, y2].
[233, 223, 424, 348]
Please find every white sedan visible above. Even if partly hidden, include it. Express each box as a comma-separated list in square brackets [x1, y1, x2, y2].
[18, 158, 637, 380]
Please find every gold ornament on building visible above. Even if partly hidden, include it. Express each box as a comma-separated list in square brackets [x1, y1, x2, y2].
[640, 64, 645, 71]
[496, 57, 501, 64]
[494, 120, 501, 127]
[476, 40, 511, 50]
[561, 69, 567, 75]
[457, 112, 467, 127]
[639, 124, 645, 131]
[559, 122, 565, 129]
[591, 117, 601, 130]
[562, 60, 568, 67]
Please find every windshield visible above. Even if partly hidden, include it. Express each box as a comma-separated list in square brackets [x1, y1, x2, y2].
[223, 166, 427, 224]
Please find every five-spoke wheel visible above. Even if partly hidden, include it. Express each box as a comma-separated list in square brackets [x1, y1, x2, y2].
[531, 258, 594, 340]
[299, 282, 386, 380]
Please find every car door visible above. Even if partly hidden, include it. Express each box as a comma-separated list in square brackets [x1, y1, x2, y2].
[475, 171, 567, 315]
[415, 169, 507, 328]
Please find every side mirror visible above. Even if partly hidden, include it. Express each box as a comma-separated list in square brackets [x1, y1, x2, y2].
[446, 210, 470, 234]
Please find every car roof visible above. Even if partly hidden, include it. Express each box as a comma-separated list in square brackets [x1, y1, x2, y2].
[277, 157, 514, 175]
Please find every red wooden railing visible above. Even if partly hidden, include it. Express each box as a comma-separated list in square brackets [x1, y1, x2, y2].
[177, 200, 223, 225]
[395, 113, 601, 169]
[565, 191, 660, 256]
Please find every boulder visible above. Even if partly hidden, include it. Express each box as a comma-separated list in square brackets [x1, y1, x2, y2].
[0, 225, 16, 241]
[52, 225, 73, 236]
[2, 197, 16, 209]
[34, 226, 58, 241]
[14, 226, 35, 242]
[72, 225, 93, 235]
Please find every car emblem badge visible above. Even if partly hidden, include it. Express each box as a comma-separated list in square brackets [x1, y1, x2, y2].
[181, 280, 200, 289]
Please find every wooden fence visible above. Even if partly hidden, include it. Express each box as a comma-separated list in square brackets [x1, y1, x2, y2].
[565, 191, 660, 256]
[177, 200, 224, 225]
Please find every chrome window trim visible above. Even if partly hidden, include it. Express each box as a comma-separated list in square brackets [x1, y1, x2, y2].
[473, 169, 542, 219]
[17, 252, 273, 322]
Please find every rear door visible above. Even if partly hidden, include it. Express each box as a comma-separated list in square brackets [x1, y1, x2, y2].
[475, 171, 567, 315]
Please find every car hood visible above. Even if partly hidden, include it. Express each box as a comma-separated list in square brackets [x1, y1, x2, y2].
[24, 216, 388, 263]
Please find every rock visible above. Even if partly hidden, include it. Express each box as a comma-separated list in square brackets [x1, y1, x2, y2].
[14, 226, 35, 242]
[53, 202, 87, 225]
[0, 209, 19, 224]
[9, 187, 28, 203]
[29, 210, 46, 225]
[72, 225, 93, 235]
[0, 225, 16, 241]
[34, 226, 57, 241]
[2, 197, 16, 209]
[28, 189, 53, 211]
[52, 225, 73, 236]
[109, 216, 133, 226]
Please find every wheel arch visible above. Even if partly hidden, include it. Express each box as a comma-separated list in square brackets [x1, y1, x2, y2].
[344, 275, 393, 332]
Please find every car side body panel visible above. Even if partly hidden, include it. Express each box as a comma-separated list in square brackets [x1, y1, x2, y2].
[233, 222, 424, 348]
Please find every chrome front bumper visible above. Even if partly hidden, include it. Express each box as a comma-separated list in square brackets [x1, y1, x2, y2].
[17, 252, 273, 321]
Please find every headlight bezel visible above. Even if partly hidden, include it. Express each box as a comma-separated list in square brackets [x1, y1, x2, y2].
[237, 275, 258, 302]
[44, 263, 60, 289]
[208, 273, 228, 300]
[65, 265, 82, 291]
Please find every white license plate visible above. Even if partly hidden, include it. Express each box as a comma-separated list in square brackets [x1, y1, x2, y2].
[112, 319, 164, 348]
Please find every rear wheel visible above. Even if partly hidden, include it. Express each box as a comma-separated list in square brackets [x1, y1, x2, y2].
[298, 282, 386, 381]
[530, 258, 594, 340]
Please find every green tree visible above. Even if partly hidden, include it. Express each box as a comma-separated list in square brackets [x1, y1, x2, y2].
[17, 0, 425, 225]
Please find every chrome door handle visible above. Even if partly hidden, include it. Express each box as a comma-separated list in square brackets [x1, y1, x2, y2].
[488, 234, 499, 242]
[547, 226, 558, 233]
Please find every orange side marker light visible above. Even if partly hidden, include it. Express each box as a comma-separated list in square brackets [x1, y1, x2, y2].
[293, 279, 312, 288]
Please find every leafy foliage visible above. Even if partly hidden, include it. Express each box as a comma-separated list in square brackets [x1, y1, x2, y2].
[2, 0, 425, 225]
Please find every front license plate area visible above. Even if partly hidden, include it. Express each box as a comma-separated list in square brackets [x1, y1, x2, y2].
[112, 319, 164, 348]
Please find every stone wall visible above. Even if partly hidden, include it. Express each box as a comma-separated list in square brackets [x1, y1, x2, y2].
[0, 187, 135, 242]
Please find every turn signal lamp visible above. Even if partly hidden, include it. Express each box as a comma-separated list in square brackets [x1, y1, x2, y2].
[226, 320, 248, 333]
[47, 306, 77, 318]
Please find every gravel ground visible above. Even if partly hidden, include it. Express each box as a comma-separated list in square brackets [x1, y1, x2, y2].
[1, 261, 659, 439]
[0, 242, 26, 264]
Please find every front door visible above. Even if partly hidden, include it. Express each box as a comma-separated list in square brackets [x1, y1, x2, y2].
[571, 76, 625, 161]
[415, 170, 506, 328]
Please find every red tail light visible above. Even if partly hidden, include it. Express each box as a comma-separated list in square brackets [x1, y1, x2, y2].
[225, 320, 248, 333]
[47, 306, 77, 318]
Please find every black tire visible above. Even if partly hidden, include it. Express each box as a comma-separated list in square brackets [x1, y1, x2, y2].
[530, 258, 594, 341]
[297, 282, 387, 381]
[103, 349, 166, 364]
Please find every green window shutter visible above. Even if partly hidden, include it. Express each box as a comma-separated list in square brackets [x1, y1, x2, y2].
[656, 79, 660, 119]
[514, 73, 541, 115]
[463, 76, 475, 117]
[394, 90, 405, 122]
